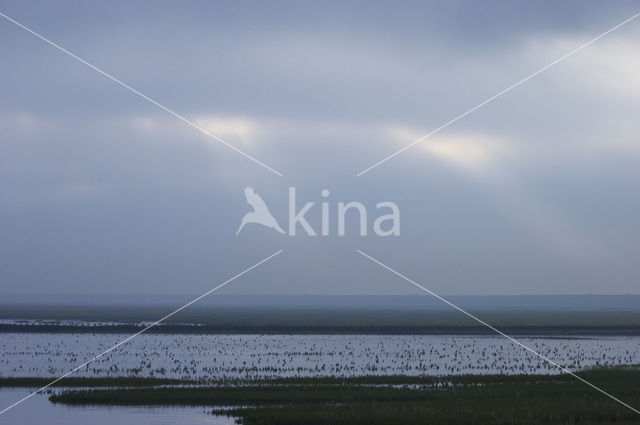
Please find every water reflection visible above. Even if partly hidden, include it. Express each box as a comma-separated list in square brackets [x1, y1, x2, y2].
[0, 388, 234, 425]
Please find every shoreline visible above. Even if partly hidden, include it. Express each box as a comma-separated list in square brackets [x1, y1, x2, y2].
[1, 323, 640, 335]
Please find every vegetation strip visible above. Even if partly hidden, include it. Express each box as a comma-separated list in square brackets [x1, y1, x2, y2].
[39, 367, 640, 425]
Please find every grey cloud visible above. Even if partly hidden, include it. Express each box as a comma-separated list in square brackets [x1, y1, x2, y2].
[1, 1, 640, 296]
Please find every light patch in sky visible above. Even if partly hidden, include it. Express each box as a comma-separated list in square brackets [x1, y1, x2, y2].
[386, 128, 511, 172]
[548, 35, 640, 98]
[194, 116, 261, 147]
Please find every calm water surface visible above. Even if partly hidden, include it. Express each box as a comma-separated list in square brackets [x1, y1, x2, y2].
[0, 388, 234, 425]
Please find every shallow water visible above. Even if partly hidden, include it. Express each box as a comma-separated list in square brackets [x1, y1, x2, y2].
[1, 333, 639, 379]
[0, 387, 234, 425]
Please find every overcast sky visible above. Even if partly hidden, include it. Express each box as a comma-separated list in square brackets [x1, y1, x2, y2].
[1, 1, 640, 296]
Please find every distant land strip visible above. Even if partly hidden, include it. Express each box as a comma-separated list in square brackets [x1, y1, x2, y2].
[1, 323, 639, 335]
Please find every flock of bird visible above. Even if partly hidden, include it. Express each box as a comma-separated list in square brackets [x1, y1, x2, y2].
[1, 334, 638, 380]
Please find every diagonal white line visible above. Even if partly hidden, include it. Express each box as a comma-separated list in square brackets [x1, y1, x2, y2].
[0, 11, 283, 177]
[356, 249, 640, 416]
[357, 10, 640, 176]
[0, 249, 283, 416]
